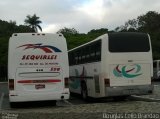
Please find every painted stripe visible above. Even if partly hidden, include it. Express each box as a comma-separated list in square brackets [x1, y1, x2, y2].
[0, 93, 4, 109]
[19, 72, 60, 74]
[18, 79, 61, 83]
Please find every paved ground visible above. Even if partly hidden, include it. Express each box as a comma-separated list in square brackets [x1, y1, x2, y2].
[139, 82, 160, 99]
[0, 82, 160, 119]
[0, 82, 9, 110]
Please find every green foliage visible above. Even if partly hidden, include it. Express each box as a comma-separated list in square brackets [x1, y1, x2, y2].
[138, 11, 160, 32]
[0, 37, 9, 66]
[65, 33, 97, 50]
[0, 20, 33, 66]
[59, 28, 111, 49]
[87, 28, 109, 34]
[58, 27, 79, 35]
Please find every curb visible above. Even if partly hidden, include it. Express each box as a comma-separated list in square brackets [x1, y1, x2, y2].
[130, 95, 160, 102]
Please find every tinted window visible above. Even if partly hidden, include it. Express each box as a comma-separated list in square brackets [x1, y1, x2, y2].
[68, 40, 101, 66]
[109, 32, 150, 52]
[153, 62, 157, 68]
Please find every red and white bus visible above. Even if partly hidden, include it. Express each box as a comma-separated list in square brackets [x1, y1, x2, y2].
[8, 33, 69, 107]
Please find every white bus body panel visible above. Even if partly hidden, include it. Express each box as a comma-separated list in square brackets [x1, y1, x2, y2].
[69, 62, 101, 98]
[8, 33, 69, 102]
[103, 34, 153, 97]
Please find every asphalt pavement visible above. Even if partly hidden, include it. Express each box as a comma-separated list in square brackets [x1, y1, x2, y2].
[0, 82, 160, 110]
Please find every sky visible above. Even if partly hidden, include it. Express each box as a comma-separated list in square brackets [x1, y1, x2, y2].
[0, 0, 160, 33]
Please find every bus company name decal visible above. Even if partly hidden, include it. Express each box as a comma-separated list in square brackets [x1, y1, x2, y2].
[16, 43, 61, 65]
[113, 64, 142, 78]
[21, 55, 57, 60]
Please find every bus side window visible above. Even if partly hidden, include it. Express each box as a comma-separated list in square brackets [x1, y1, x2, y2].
[153, 62, 157, 68]
[70, 52, 75, 66]
[95, 40, 101, 61]
[72, 52, 76, 65]
[75, 50, 79, 65]
[86, 46, 90, 63]
[78, 50, 82, 64]
[69, 53, 72, 65]
[81, 46, 86, 64]
[90, 44, 95, 62]
[158, 61, 160, 70]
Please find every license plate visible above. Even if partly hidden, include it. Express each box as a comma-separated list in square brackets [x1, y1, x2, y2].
[35, 84, 45, 89]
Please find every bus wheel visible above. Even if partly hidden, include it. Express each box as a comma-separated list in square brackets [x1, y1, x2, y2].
[10, 102, 16, 108]
[113, 96, 128, 101]
[52, 100, 57, 106]
[81, 83, 88, 100]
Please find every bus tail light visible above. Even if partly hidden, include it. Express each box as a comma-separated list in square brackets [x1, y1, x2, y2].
[64, 77, 69, 88]
[9, 79, 14, 90]
[104, 78, 110, 87]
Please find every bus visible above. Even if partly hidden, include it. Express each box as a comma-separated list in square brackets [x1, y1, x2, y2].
[68, 32, 153, 100]
[153, 60, 160, 80]
[8, 33, 69, 107]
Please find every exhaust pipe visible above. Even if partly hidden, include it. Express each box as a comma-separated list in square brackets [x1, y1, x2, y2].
[61, 96, 64, 100]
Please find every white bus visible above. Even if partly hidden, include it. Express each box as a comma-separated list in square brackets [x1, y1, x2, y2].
[68, 32, 153, 100]
[8, 33, 69, 106]
[153, 60, 160, 80]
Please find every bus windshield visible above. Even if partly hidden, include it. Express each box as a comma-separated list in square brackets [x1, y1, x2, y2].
[108, 33, 150, 52]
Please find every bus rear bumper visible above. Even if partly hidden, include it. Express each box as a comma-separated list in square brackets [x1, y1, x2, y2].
[105, 85, 153, 97]
[9, 89, 70, 102]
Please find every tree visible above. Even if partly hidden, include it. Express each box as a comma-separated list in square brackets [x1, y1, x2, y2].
[57, 27, 78, 35]
[114, 25, 127, 32]
[0, 19, 34, 67]
[137, 11, 160, 32]
[87, 28, 108, 34]
[8, 20, 16, 32]
[115, 11, 160, 33]
[124, 19, 138, 30]
[114, 11, 160, 59]
[24, 14, 42, 32]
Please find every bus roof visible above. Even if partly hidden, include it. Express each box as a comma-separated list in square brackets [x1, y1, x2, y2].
[68, 32, 149, 52]
[11, 33, 63, 37]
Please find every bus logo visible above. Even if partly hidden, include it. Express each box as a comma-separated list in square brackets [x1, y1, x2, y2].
[113, 64, 142, 78]
[17, 43, 62, 53]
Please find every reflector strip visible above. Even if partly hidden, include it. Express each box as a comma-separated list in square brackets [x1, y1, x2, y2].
[18, 79, 61, 83]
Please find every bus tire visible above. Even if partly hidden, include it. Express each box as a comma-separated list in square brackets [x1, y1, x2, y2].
[113, 96, 128, 101]
[81, 83, 88, 101]
[52, 100, 57, 106]
[10, 102, 16, 108]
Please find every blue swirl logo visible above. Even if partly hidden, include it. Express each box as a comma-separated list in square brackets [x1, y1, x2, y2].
[113, 64, 142, 78]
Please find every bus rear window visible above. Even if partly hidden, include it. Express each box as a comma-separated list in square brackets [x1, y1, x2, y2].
[108, 33, 150, 52]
